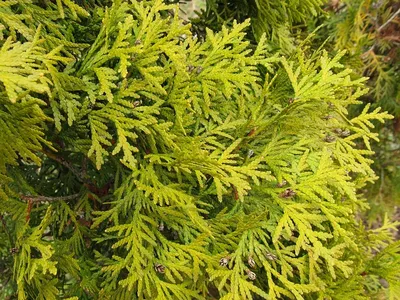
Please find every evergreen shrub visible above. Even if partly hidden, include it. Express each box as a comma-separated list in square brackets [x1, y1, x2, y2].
[0, 0, 399, 299]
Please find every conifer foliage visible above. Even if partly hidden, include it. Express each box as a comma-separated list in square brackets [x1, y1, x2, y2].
[0, 0, 399, 299]
[314, 0, 400, 218]
[190, 0, 324, 52]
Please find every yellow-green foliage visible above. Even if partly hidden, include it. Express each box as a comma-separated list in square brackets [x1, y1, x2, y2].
[303, 0, 400, 224]
[0, 0, 398, 299]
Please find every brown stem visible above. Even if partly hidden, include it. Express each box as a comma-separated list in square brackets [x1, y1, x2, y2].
[26, 199, 33, 222]
[362, 7, 400, 56]
[40, 149, 89, 184]
[20, 193, 80, 203]
[377, 8, 400, 32]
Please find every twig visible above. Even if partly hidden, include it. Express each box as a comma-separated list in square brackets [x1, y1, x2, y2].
[363, 7, 400, 55]
[40, 149, 89, 184]
[20, 193, 80, 203]
[0, 214, 13, 247]
[377, 7, 400, 32]
[2, 274, 11, 292]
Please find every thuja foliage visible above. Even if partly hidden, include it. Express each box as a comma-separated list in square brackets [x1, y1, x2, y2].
[188, 0, 400, 238]
[320, 0, 400, 110]
[310, 0, 400, 219]
[188, 0, 324, 52]
[0, 0, 399, 299]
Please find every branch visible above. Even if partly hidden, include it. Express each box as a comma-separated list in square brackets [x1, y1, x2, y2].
[0, 215, 13, 247]
[377, 8, 400, 32]
[363, 8, 400, 55]
[40, 149, 90, 184]
[20, 193, 80, 203]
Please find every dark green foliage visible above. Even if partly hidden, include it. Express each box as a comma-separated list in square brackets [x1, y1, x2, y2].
[0, 1, 399, 299]
[190, 0, 324, 52]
